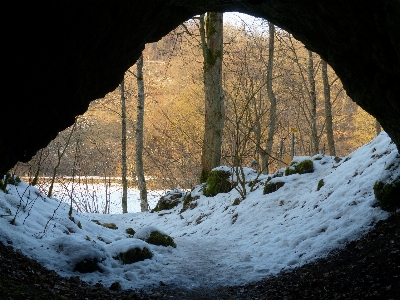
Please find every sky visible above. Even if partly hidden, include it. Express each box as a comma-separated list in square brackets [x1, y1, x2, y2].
[224, 12, 265, 27]
[0, 132, 399, 292]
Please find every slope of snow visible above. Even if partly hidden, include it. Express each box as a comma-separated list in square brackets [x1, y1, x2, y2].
[0, 132, 398, 290]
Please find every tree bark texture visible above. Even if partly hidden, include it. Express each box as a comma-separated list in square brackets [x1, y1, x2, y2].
[264, 22, 277, 175]
[200, 12, 224, 181]
[120, 78, 128, 213]
[136, 54, 148, 212]
[308, 50, 319, 155]
[321, 60, 336, 156]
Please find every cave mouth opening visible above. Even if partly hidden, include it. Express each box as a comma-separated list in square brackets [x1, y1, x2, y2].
[2, 1, 400, 175]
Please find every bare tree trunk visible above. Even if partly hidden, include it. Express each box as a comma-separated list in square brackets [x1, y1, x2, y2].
[321, 59, 336, 156]
[136, 54, 148, 212]
[200, 12, 224, 182]
[120, 77, 128, 213]
[253, 89, 265, 171]
[308, 50, 319, 155]
[264, 22, 277, 174]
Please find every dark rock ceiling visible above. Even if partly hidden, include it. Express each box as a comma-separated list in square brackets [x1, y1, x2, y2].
[2, 0, 400, 174]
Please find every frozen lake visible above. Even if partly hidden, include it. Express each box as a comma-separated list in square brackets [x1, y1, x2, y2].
[37, 181, 163, 214]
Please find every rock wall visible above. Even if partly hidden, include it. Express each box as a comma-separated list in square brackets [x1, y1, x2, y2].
[2, 0, 399, 174]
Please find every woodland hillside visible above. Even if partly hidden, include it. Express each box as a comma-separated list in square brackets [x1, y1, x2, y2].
[11, 16, 380, 196]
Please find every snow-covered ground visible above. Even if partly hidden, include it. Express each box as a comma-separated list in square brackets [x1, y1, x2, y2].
[0, 132, 399, 291]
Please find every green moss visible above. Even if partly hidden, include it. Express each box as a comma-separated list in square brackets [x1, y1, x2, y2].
[118, 247, 153, 264]
[203, 170, 233, 197]
[317, 179, 325, 191]
[248, 179, 260, 188]
[232, 198, 241, 205]
[296, 160, 314, 173]
[284, 167, 295, 176]
[77, 221, 82, 229]
[85, 236, 91, 241]
[183, 193, 192, 206]
[285, 160, 314, 176]
[152, 199, 180, 212]
[263, 181, 285, 195]
[125, 228, 135, 235]
[373, 180, 400, 211]
[73, 258, 102, 273]
[145, 231, 176, 248]
[91, 219, 102, 225]
[200, 168, 209, 183]
[180, 194, 200, 213]
[101, 223, 118, 230]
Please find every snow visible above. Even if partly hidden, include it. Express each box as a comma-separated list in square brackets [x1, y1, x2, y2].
[48, 183, 161, 214]
[0, 132, 399, 291]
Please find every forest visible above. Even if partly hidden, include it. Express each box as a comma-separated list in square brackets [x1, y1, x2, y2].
[11, 14, 380, 208]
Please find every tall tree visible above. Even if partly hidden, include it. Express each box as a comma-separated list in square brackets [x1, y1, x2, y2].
[321, 59, 336, 156]
[264, 22, 277, 174]
[199, 12, 224, 182]
[120, 77, 128, 213]
[136, 54, 148, 212]
[307, 50, 319, 155]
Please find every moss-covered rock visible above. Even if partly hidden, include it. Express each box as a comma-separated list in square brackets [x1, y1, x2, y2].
[125, 228, 135, 235]
[180, 193, 200, 213]
[145, 231, 176, 248]
[317, 179, 325, 191]
[373, 180, 400, 211]
[183, 193, 192, 206]
[101, 223, 118, 230]
[152, 190, 183, 212]
[263, 181, 285, 195]
[91, 220, 118, 230]
[285, 159, 314, 176]
[117, 247, 153, 264]
[73, 258, 102, 273]
[203, 170, 233, 197]
[91, 219, 102, 225]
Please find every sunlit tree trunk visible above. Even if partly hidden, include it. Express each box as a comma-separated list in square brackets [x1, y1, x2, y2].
[120, 78, 128, 213]
[321, 59, 336, 156]
[308, 50, 319, 155]
[199, 12, 224, 182]
[136, 54, 148, 212]
[264, 22, 277, 174]
[253, 89, 265, 171]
